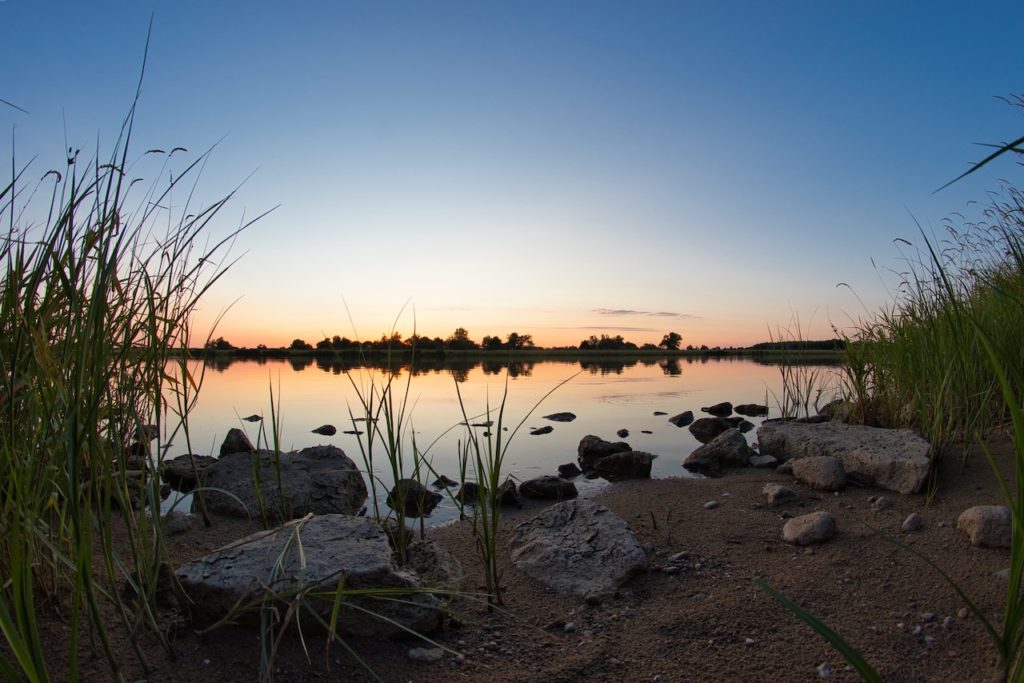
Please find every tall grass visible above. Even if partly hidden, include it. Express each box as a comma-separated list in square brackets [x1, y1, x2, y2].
[0, 83, 256, 678]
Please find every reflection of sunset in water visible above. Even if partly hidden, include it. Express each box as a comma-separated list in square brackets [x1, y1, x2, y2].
[166, 356, 841, 524]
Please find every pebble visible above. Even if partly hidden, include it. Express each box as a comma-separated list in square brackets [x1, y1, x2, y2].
[902, 513, 924, 532]
[896, 622, 906, 632]
[621, 607, 636, 619]
[662, 565, 681, 576]
[957, 607, 970, 619]
[924, 635, 935, 647]
[911, 625, 922, 636]
[564, 622, 577, 634]
[942, 616, 953, 628]
[585, 594, 602, 607]
[921, 612, 936, 622]
[744, 638, 755, 646]
[996, 567, 1011, 580]
[408, 647, 444, 663]
[871, 496, 893, 512]
[453, 654, 466, 666]
[704, 500, 719, 510]
[817, 661, 832, 678]
[668, 551, 690, 563]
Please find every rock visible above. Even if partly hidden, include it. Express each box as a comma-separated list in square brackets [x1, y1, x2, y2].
[653, 411, 668, 416]
[817, 400, 855, 422]
[701, 401, 733, 417]
[757, 421, 931, 494]
[386, 479, 443, 517]
[242, 414, 262, 422]
[404, 540, 464, 590]
[557, 462, 583, 478]
[509, 499, 646, 597]
[641, 430, 653, 434]
[577, 435, 632, 468]
[592, 451, 657, 479]
[497, 478, 520, 507]
[219, 428, 254, 456]
[791, 456, 846, 491]
[735, 404, 769, 417]
[688, 417, 732, 444]
[196, 445, 367, 521]
[616, 428, 630, 438]
[703, 500, 719, 510]
[763, 483, 799, 506]
[432, 475, 458, 488]
[783, 511, 836, 546]
[176, 515, 445, 637]
[457, 482, 482, 503]
[668, 411, 695, 428]
[519, 476, 578, 501]
[749, 454, 778, 468]
[902, 513, 924, 532]
[162, 511, 195, 536]
[312, 424, 337, 436]
[530, 425, 554, 435]
[724, 417, 755, 432]
[682, 429, 755, 476]
[817, 661, 832, 678]
[161, 454, 217, 492]
[407, 647, 444, 663]
[871, 496, 894, 512]
[776, 461, 794, 474]
[957, 505, 1011, 548]
[543, 412, 577, 422]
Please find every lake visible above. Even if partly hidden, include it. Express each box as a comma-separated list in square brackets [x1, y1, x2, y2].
[163, 354, 842, 524]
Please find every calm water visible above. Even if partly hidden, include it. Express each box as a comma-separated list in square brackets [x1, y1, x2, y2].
[163, 355, 840, 524]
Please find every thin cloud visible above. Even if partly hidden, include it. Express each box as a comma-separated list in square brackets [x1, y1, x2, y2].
[593, 308, 699, 319]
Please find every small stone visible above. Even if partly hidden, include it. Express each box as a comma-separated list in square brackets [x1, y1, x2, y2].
[957, 607, 970, 619]
[453, 654, 466, 665]
[902, 513, 924, 532]
[408, 647, 444, 663]
[957, 505, 1011, 548]
[996, 567, 1011, 580]
[662, 565, 681, 576]
[817, 661, 832, 678]
[783, 511, 837, 546]
[924, 635, 935, 646]
[942, 616, 953, 628]
[616, 428, 630, 438]
[564, 622, 577, 634]
[621, 607, 636, 618]
[744, 638, 755, 646]
[871, 496, 893, 512]
[896, 622, 906, 632]
[921, 612, 936, 622]
[584, 594, 602, 607]
[911, 625, 922, 636]
[704, 500, 719, 510]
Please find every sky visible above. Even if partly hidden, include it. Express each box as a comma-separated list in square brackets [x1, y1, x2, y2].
[3, 1, 1023, 348]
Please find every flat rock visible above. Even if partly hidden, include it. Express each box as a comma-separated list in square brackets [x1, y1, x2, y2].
[195, 445, 367, 522]
[749, 454, 778, 468]
[543, 412, 577, 422]
[782, 511, 836, 546]
[791, 456, 846, 491]
[735, 403, 769, 417]
[175, 514, 445, 637]
[509, 499, 646, 597]
[530, 425, 554, 435]
[682, 428, 754, 476]
[957, 505, 1011, 548]
[757, 421, 931, 494]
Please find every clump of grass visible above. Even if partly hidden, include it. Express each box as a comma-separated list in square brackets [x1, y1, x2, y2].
[0, 78, 257, 678]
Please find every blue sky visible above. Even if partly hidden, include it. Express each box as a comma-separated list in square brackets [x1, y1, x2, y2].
[3, 1, 1023, 346]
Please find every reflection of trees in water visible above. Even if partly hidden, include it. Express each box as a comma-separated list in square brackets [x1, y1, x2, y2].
[481, 360, 534, 378]
[288, 357, 314, 372]
[449, 367, 470, 383]
[579, 360, 640, 375]
[659, 359, 682, 376]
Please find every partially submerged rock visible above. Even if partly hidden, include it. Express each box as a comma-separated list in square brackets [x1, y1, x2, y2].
[757, 421, 931, 494]
[176, 515, 447, 637]
[957, 505, 1011, 548]
[735, 403, 769, 417]
[577, 435, 631, 469]
[530, 425, 554, 436]
[557, 462, 583, 478]
[519, 476, 578, 501]
[311, 424, 337, 436]
[220, 428, 254, 456]
[688, 417, 732, 444]
[161, 454, 217, 492]
[701, 401, 733, 417]
[509, 499, 646, 597]
[783, 511, 836, 546]
[543, 412, 577, 422]
[668, 411, 694, 428]
[196, 445, 367, 521]
[386, 478, 443, 517]
[682, 428, 754, 476]
[592, 451, 657, 479]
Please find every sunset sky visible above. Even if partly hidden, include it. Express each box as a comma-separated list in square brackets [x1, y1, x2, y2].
[3, 2, 1023, 348]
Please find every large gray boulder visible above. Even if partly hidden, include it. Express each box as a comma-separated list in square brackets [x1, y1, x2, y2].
[682, 428, 754, 476]
[176, 515, 446, 637]
[509, 499, 646, 597]
[196, 445, 367, 521]
[757, 421, 931, 494]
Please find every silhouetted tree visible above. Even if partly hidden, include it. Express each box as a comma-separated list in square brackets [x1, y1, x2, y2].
[506, 332, 534, 350]
[205, 336, 235, 350]
[481, 335, 504, 350]
[446, 327, 478, 350]
[289, 338, 313, 351]
[659, 331, 683, 350]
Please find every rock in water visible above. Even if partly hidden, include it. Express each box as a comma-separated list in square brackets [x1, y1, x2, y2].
[312, 424, 337, 436]
[386, 478, 443, 517]
[701, 401, 733, 417]
[519, 476, 578, 501]
[530, 425, 554, 435]
[735, 403, 769, 417]
[668, 411, 694, 427]
[543, 412, 577, 422]
[557, 462, 583, 478]
[683, 428, 754, 475]
[242, 414, 263, 422]
[220, 428, 254, 456]
[176, 515, 446, 637]
[757, 421, 931, 494]
[688, 417, 732, 444]
[592, 451, 657, 479]
[616, 428, 630, 438]
[509, 499, 646, 597]
[196, 445, 367, 521]
[161, 454, 217, 492]
[577, 435, 631, 469]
